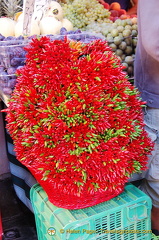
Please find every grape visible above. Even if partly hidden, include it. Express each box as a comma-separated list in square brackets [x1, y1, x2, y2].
[0, 38, 27, 68]
[7, 79, 17, 88]
[7, 67, 16, 75]
[28, 35, 37, 40]
[0, 34, 5, 41]
[74, 29, 82, 34]
[1, 58, 10, 68]
[60, 27, 68, 35]
[0, 65, 5, 72]
[66, 30, 74, 34]
[17, 36, 25, 40]
[2, 87, 13, 95]
[11, 46, 26, 58]
[0, 34, 29, 96]
[5, 36, 15, 41]
[0, 71, 10, 82]
[61, 0, 111, 30]
[10, 57, 25, 67]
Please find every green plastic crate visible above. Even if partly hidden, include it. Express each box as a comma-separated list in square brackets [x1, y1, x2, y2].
[30, 183, 152, 240]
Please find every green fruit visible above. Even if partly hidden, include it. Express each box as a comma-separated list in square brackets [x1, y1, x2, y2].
[131, 30, 137, 37]
[127, 65, 133, 76]
[118, 32, 124, 39]
[113, 36, 122, 45]
[121, 54, 126, 61]
[125, 56, 134, 65]
[115, 49, 123, 56]
[111, 28, 119, 37]
[125, 25, 132, 31]
[124, 46, 133, 55]
[122, 29, 131, 38]
[107, 35, 114, 43]
[132, 24, 138, 30]
[120, 20, 127, 27]
[117, 25, 124, 33]
[119, 41, 127, 50]
[122, 62, 128, 70]
[115, 18, 122, 26]
[109, 43, 117, 51]
[124, 37, 132, 46]
[126, 19, 133, 26]
[102, 29, 109, 36]
[112, 23, 118, 28]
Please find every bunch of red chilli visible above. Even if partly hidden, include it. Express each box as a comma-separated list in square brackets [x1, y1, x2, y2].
[4, 36, 153, 209]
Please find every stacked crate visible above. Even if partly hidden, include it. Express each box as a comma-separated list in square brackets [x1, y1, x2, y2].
[30, 183, 152, 240]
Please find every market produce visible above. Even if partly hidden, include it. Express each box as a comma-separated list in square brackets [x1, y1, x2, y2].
[0, 17, 15, 37]
[100, 1, 109, 10]
[45, 1, 64, 21]
[0, 35, 29, 95]
[59, 0, 138, 77]
[14, 19, 40, 37]
[4, 36, 153, 209]
[12, 1, 73, 36]
[0, 0, 74, 37]
[0, 30, 104, 96]
[61, 18, 73, 31]
[15, 14, 69, 36]
[98, 0, 137, 21]
[0, 0, 137, 80]
[39, 16, 62, 35]
[86, 17, 137, 77]
[61, 0, 111, 30]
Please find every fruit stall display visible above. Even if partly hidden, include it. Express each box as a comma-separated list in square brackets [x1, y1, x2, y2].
[0, 37, 28, 96]
[0, 31, 105, 98]
[60, 0, 138, 77]
[0, 0, 137, 100]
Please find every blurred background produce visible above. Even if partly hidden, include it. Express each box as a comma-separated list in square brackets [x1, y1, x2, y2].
[59, 0, 137, 77]
[0, 0, 138, 98]
[60, 0, 111, 29]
